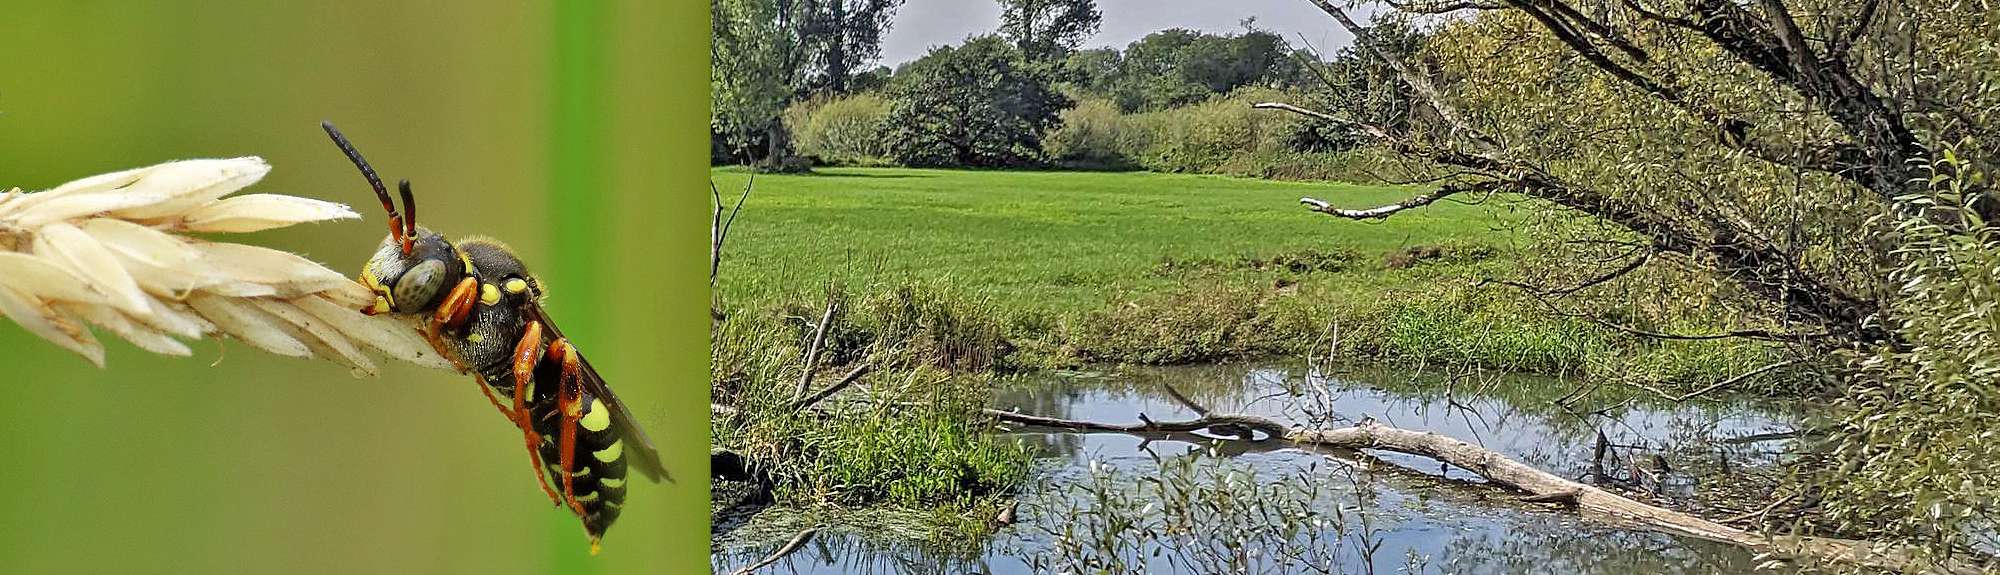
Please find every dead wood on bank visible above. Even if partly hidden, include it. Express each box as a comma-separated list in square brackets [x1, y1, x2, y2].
[711, 395, 1977, 572]
[980, 406, 1980, 574]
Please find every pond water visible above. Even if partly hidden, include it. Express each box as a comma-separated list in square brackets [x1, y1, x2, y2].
[713, 362, 1809, 574]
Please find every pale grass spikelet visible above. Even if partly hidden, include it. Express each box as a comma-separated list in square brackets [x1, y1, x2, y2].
[0, 157, 452, 373]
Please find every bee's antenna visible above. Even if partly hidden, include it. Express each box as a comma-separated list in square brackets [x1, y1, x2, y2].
[398, 179, 418, 251]
[321, 121, 411, 255]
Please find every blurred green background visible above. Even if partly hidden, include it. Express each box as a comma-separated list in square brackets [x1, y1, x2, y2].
[0, 2, 708, 573]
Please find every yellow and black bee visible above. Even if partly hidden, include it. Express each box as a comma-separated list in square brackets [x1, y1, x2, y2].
[321, 122, 668, 552]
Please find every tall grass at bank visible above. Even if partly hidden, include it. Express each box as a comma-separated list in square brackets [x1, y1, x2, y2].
[712, 283, 1031, 513]
[711, 167, 1784, 389]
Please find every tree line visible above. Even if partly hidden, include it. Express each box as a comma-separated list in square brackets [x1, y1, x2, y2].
[711, 0, 1416, 170]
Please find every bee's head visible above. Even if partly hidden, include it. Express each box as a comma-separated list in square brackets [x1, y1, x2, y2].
[359, 227, 463, 315]
[323, 121, 463, 315]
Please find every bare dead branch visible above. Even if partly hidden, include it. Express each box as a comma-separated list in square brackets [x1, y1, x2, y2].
[794, 299, 840, 398]
[711, 176, 754, 287]
[1753, 0, 1818, 69]
[1722, 493, 1799, 524]
[1300, 181, 1489, 220]
[791, 363, 872, 411]
[1655, 359, 1800, 402]
[1385, 0, 1503, 13]
[1830, 0, 1881, 57]
[1541, 249, 1654, 297]
[1252, 102, 1402, 145]
[983, 408, 1291, 442]
[1305, 0, 1498, 149]
[1253, 101, 1519, 177]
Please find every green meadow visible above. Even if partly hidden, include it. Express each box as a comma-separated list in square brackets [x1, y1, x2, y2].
[711, 166, 1514, 312]
[710, 166, 1767, 381]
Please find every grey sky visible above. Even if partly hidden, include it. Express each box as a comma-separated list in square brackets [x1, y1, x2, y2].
[878, 0, 1357, 67]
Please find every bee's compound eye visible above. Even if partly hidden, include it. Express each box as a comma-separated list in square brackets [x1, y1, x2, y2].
[392, 259, 448, 311]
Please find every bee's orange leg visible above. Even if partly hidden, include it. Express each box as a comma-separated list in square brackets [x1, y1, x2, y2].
[473, 378, 518, 422]
[425, 277, 480, 373]
[511, 321, 560, 506]
[433, 277, 478, 331]
[548, 338, 587, 517]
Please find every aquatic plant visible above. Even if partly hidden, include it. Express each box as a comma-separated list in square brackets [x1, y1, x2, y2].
[1026, 450, 1365, 575]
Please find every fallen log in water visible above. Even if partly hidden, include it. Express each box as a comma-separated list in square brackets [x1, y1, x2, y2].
[981, 407, 1983, 575]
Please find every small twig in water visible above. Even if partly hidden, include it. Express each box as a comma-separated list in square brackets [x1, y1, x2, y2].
[729, 527, 818, 575]
[1721, 493, 1797, 524]
[1632, 359, 1800, 403]
[1160, 382, 1212, 417]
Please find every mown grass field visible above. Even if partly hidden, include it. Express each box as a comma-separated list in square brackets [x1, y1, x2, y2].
[711, 166, 1517, 311]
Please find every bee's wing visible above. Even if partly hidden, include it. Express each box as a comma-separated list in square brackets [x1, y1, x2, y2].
[524, 302, 671, 483]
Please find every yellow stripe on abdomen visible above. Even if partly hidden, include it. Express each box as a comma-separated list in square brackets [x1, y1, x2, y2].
[593, 440, 622, 463]
[580, 398, 610, 432]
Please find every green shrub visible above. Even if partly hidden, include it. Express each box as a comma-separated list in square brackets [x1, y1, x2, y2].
[1037, 87, 1395, 182]
[1043, 96, 1145, 169]
[1810, 150, 2000, 558]
[1121, 87, 1296, 174]
[785, 93, 893, 166]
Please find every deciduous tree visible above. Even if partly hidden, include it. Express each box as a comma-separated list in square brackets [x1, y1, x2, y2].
[997, 0, 1102, 62]
[711, 0, 796, 164]
[1266, 0, 2000, 558]
[711, 0, 906, 167]
[885, 36, 1070, 167]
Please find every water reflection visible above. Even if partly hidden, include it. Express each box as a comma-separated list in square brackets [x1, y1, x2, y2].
[714, 361, 1805, 574]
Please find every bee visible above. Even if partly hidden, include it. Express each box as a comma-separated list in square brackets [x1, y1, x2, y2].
[320, 122, 669, 553]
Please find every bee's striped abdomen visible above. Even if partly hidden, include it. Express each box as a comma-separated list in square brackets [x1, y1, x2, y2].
[530, 384, 628, 538]
[471, 352, 631, 539]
